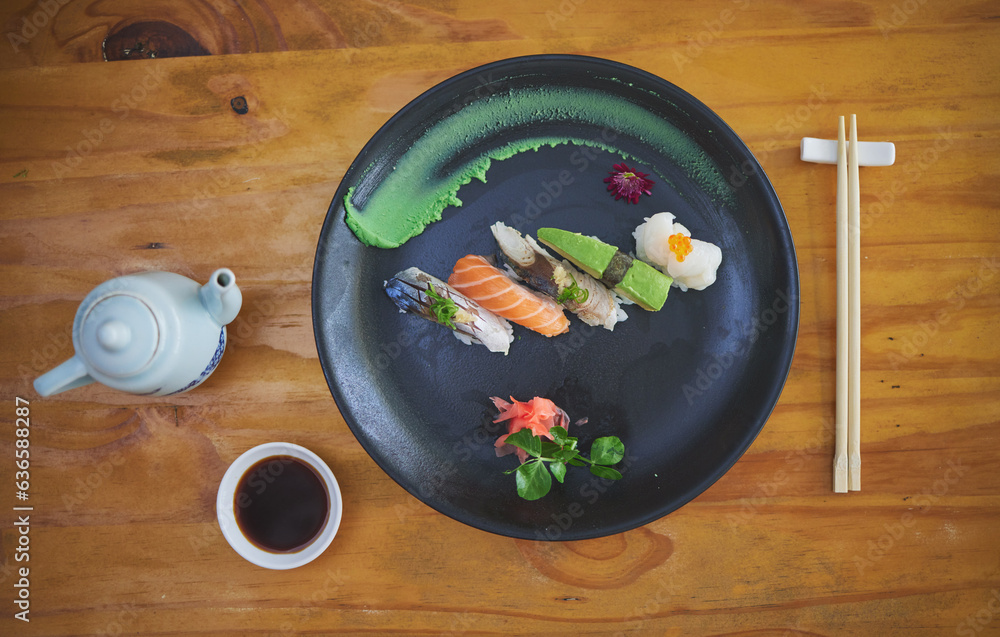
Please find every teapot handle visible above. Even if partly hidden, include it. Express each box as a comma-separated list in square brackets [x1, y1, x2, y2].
[34, 356, 95, 397]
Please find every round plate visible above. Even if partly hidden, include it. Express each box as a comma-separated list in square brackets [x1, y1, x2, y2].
[312, 55, 798, 540]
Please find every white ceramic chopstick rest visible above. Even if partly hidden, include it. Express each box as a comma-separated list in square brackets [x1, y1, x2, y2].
[800, 137, 896, 167]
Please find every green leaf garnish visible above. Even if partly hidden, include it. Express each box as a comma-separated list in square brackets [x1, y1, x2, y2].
[425, 283, 460, 329]
[549, 462, 567, 484]
[549, 426, 570, 445]
[554, 448, 580, 464]
[589, 465, 623, 480]
[556, 276, 589, 304]
[516, 461, 552, 500]
[539, 441, 563, 457]
[505, 428, 541, 458]
[590, 436, 625, 465]
[500, 427, 625, 500]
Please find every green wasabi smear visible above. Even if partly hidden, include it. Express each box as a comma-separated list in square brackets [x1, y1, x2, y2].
[345, 86, 732, 249]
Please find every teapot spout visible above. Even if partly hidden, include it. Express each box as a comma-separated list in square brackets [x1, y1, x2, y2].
[199, 268, 243, 326]
[34, 356, 94, 397]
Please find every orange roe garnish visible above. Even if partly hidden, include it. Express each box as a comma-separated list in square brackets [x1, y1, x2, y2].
[668, 233, 693, 262]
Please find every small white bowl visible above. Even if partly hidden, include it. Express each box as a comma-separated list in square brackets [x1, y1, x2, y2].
[216, 442, 342, 569]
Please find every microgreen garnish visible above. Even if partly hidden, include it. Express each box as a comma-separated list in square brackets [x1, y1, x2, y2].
[425, 284, 459, 329]
[556, 277, 589, 304]
[502, 426, 624, 500]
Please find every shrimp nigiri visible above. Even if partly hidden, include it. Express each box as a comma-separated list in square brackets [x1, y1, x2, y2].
[448, 254, 570, 337]
[633, 212, 723, 292]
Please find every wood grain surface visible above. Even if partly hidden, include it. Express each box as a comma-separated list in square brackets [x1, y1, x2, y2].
[1, 0, 999, 635]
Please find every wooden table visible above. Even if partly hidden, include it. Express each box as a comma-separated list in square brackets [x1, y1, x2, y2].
[2, 1, 998, 634]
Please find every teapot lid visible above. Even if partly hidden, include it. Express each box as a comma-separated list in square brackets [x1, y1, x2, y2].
[80, 295, 159, 378]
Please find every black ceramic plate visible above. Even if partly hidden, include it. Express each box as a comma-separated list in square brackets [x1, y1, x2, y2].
[312, 55, 798, 540]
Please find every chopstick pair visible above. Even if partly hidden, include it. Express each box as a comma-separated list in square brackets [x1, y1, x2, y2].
[834, 115, 861, 493]
[800, 117, 895, 492]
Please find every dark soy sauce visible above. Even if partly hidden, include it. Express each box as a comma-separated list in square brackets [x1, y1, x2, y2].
[234, 456, 329, 553]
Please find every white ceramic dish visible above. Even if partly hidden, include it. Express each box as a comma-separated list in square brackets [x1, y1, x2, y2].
[216, 442, 342, 569]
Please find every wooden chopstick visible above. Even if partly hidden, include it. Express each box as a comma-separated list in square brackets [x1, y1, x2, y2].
[834, 116, 849, 493]
[848, 114, 862, 491]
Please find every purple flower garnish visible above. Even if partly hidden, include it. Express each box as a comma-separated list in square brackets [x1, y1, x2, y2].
[603, 163, 654, 204]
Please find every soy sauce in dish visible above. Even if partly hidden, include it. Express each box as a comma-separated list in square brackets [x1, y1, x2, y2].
[234, 455, 329, 553]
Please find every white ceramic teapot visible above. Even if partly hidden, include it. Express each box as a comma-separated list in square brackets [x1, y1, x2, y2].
[34, 269, 243, 397]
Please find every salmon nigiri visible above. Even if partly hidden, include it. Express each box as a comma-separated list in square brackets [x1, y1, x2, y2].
[448, 254, 570, 337]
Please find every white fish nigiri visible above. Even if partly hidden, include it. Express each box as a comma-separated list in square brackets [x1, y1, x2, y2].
[633, 212, 722, 292]
[491, 222, 626, 331]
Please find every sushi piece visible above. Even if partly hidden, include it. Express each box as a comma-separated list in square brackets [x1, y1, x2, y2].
[448, 254, 570, 337]
[384, 267, 514, 354]
[491, 222, 626, 331]
[633, 212, 723, 291]
[536, 228, 672, 312]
